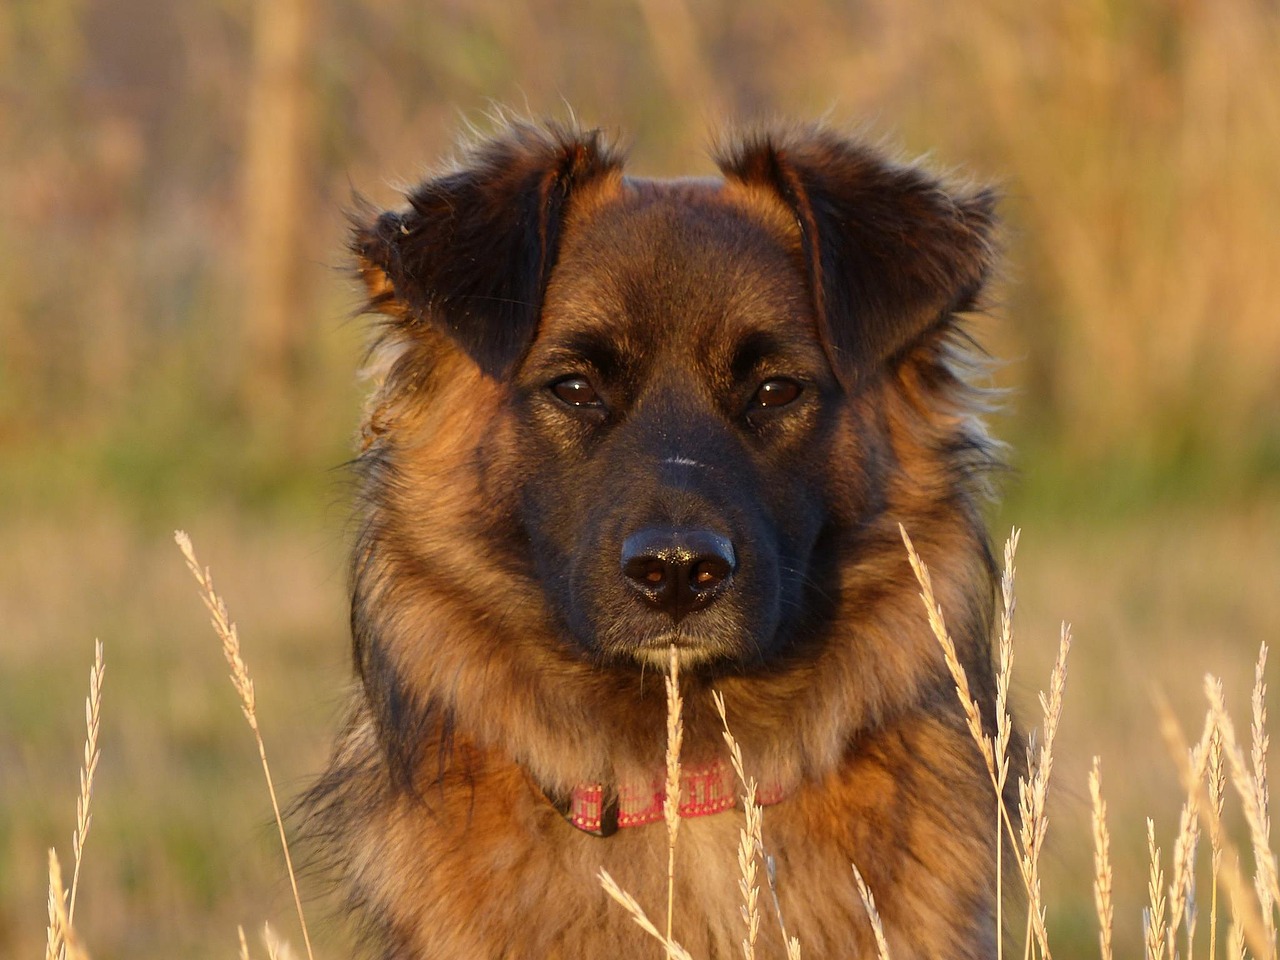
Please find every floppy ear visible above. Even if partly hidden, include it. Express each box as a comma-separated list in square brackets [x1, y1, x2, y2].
[717, 127, 997, 390]
[353, 122, 624, 379]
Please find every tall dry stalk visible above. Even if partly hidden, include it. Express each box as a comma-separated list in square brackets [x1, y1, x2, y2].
[1227, 921, 1247, 960]
[1204, 670, 1280, 919]
[1145, 819, 1167, 960]
[851, 862, 893, 960]
[664, 645, 684, 952]
[45, 849, 90, 960]
[995, 529, 1020, 960]
[262, 921, 294, 960]
[1209, 724, 1227, 960]
[45, 861, 61, 960]
[712, 691, 762, 960]
[599, 528, 1280, 960]
[900, 526, 996, 779]
[174, 531, 315, 960]
[1166, 753, 1204, 960]
[1251, 644, 1274, 946]
[605, 656, 805, 960]
[1017, 623, 1070, 960]
[68, 639, 103, 928]
[714, 692, 801, 960]
[46, 849, 68, 960]
[46, 641, 104, 960]
[600, 645, 696, 960]
[901, 525, 1059, 960]
[235, 923, 295, 960]
[1090, 757, 1114, 960]
[1159, 697, 1272, 960]
[599, 869, 696, 960]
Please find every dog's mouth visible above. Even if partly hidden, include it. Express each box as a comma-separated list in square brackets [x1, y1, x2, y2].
[592, 613, 761, 670]
[548, 534, 787, 670]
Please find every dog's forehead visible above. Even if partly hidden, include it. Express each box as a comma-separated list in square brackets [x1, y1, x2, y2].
[538, 178, 814, 355]
[556, 177, 802, 286]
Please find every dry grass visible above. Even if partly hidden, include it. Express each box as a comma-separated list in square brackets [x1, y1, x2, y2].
[45, 850, 90, 960]
[1090, 757, 1114, 960]
[173, 531, 312, 960]
[714, 691, 801, 960]
[44, 640, 102, 960]
[994, 531, 1018, 960]
[712, 690, 763, 960]
[42, 533, 318, 959]
[665, 644, 685, 950]
[34, 529, 326, 960]
[902, 527, 1065, 960]
[850, 862, 891, 960]
[28, 519, 1280, 958]
[596, 530, 1280, 960]
[68, 642, 103, 929]
[599, 646, 696, 960]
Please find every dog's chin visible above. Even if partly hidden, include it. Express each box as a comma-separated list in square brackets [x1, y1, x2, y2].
[627, 636, 733, 670]
[559, 592, 775, 670]
[588, 621, 762, 671]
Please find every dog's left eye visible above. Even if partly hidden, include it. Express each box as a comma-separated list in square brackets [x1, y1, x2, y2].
[551, 376, 603, 408]
[752, 379, 802, 409]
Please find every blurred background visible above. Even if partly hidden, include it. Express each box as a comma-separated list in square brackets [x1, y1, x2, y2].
[2, 0, 1278, 956]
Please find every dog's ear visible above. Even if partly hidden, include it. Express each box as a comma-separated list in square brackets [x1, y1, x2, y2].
[353, 122, 624, 379]
[717, 127, 997, 390]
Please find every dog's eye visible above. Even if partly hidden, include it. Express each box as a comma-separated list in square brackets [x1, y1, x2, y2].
[752, 379, 802, 409]
[551, 376, 603, 408]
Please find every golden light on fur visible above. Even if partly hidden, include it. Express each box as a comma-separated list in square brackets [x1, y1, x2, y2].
[308, 118, 1014, 958]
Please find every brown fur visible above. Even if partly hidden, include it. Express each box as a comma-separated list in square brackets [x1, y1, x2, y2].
[305, 118, 1017, 958]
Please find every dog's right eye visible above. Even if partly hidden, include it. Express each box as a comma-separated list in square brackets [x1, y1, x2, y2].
[751, 378, 803, 409]
[551, 376, 603, 408]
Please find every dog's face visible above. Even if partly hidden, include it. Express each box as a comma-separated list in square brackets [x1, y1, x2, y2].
[514, 186, 840, 666]
[353, 123, 996, 671]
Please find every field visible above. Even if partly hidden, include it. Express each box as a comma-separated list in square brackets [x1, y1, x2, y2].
[6, 475, 1277, 958]
[3, 0, 1279, 957]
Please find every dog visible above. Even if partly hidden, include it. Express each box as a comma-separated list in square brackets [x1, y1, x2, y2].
[305, 118, 1013, 959]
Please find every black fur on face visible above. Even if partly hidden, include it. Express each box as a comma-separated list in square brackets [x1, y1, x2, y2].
[510, 186, 846, 667]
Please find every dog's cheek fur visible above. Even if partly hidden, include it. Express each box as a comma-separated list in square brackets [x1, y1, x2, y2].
[307, 343, 1009, 959]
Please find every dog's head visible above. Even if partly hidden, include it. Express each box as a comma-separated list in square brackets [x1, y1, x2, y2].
[354, 121, 996, 670]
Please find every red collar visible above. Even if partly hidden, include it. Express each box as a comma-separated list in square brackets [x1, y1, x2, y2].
[547, 756, 785, 837]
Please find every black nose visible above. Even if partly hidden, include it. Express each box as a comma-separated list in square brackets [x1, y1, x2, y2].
[620, 528, 736, 620]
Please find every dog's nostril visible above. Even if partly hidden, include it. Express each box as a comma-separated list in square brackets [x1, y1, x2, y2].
[622, 555, 668, 587]
[620, 528, 736, 619]
[692, 558, 730, 589]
